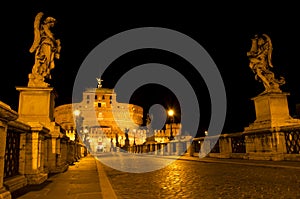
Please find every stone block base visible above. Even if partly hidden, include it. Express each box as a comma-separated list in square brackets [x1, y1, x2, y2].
[4, 175, 27, 193]
[245, 152, 284, 161]
[208, 153, 221, 158]
[231, 153, 247, 159]
[48, 164, 69, 174]
[245, 119, 300, 132]
[25, 173, 48, 185]
[284, 154, 300, 161]
[0, 187, 11, 199]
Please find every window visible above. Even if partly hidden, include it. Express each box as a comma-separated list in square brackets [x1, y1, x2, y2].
[98, 103, 101, 107]
[95, 95, 97, 99]
[102, 95, 105, 100]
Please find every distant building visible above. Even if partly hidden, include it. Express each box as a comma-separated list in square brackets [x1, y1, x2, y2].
[54, 86, 144, 152]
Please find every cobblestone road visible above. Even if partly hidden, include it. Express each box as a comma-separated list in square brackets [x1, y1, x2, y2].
[98, 154, 300, 199]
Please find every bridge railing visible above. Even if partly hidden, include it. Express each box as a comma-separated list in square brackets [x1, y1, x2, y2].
[192, 125, 300, 161]
[113, 125, 300, 162]
[0, 100, 87, 198]
[123, 126, 296, 161]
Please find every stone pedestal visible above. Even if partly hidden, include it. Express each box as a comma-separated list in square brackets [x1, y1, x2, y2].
[154, 144, 158, 155]
[167, 142, 175, 155]
[60, 139, 68, 164]
[24, 122, 49, 184]
[187, 142, 194, 156]
[176, 142, 184, 156]
[16, 87, 66, 173]
[218, 137, 231, 158]
[16, 87, 67, 179]
[160, 143, 166, 155]
[16, 87, 57, 125]
[244, 92, 300, 160]
[67, 141, 76, 164]
[47, 137, 59, 172]
[199, 139, 212, 158]
[245, 92, 300, 131]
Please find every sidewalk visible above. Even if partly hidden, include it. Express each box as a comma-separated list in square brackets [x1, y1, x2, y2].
[12, 155, 104, 199]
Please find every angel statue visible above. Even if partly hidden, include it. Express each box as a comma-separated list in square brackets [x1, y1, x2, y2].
[247, 34, 285, 93]
[96, 78, 103, 88]
[28, 12, 61, 87]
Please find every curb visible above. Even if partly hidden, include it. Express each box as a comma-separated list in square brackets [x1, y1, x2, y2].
[95, 157, 118, 199]
[152, 155, 300, 170]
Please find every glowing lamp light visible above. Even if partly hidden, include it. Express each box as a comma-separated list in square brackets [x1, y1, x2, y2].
[205, 131, 208, 136]
[168, 109, 174, 117]
[73, 109, 81, 116]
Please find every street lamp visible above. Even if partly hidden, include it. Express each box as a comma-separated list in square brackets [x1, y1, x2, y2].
[73, 109, 81, 117]
[83, 128, 89, 145]
[73, 109, 82, 138]
[133, 129, 136, 146]
[205, 130, 208, 136]
[115, 133, 119, 147]
[120, 136, 124, 148]
[168, 109, 175, 141]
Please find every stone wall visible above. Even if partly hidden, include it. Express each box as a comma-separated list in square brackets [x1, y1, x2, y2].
[0, 100, 85, 198]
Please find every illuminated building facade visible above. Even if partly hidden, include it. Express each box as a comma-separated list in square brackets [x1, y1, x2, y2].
[54, 85, 144, 152]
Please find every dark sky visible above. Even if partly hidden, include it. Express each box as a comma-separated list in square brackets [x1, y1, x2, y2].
[2, 2, 300, 135]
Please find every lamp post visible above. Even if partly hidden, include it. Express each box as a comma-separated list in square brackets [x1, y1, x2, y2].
[73, 109, 82, 140]
[73, 109, 83, 159]
[120, 136, 124, 148]
[133, 129, 136, 146]
[73, 109, 81, 130]
[168, 109, 175, 141]
[115, 133, 119, 147]
[83, 128, 89, 148]
[205, 130, 208, 136]
[131, 129, 136, 153]
[124, 128, 130, 148]
[110, 136, 114, 152]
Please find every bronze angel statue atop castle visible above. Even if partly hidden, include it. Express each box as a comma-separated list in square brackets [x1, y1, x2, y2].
[247, 34, 285, 93]
[28, 12, 61, 87]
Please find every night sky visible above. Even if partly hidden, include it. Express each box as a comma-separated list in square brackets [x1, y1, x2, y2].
[1, 2, 300, 136]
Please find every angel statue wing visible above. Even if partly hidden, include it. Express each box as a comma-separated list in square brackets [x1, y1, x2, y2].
[262, 33, 274, 68]
[29, 12, 44, 53]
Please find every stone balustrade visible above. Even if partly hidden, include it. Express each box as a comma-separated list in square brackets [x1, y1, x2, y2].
[120, 127, 300, 162]
[0, 100, 86, 199]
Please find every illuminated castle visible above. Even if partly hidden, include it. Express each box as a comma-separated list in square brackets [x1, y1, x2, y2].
[54, 79, 144, 152]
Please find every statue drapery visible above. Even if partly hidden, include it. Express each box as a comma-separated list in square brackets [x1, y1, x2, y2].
[28, 12, 61, 87]
[247, 34, 285, 93]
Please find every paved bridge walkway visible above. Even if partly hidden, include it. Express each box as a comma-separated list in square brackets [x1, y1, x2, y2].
[12, 153, 300, 199]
